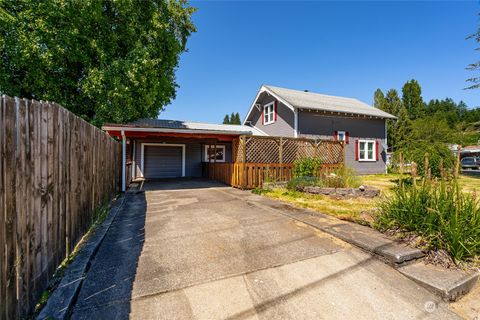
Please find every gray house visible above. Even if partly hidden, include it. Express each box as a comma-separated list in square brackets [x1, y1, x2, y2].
[243, 85, 396, 174]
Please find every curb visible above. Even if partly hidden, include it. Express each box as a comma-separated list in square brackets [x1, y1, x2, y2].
[37, 193, 127, 320]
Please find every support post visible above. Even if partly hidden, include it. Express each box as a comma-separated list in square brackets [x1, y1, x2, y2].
[121, 130, 126, 192]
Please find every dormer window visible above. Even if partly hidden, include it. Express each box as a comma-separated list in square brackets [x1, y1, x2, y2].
[263, 102, 275, 125]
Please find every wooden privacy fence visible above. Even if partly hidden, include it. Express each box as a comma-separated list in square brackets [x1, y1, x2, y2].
[206, 135, 344, 189]
[0, 96, 121, 319]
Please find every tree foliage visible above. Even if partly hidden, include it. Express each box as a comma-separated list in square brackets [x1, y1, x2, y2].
[402, 79, 425, 120]
[223, 112, 241, 124]
[0, 0, 196, 126]
[466, 11, 480, 89]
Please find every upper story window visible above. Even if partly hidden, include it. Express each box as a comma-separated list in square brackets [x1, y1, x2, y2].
[263, 102, 275, 125]
[337, 131, 346, 142]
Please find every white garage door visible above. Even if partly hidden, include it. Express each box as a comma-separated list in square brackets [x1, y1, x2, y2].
[143, 145, 183, 179]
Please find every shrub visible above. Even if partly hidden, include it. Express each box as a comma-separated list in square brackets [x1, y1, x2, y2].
[293, 157, 322, 178]
[398, 142, 455, 177]
[287, 166, 362, 190]
[286, 176, 318, 191]
[376, 178, 480, 262]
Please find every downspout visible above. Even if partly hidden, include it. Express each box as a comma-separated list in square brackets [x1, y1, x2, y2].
[294, 108, 299, 138]
[121, 130, 126, 192]
[384, 119, 388, 174]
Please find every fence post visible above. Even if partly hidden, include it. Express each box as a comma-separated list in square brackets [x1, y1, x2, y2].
[279, 137, 283, 180]
[454, 145, 461, 179]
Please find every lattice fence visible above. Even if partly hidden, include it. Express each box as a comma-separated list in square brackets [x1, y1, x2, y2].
[233, 135, 344, 165]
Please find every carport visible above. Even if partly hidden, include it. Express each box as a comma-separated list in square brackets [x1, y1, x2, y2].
[102, 119, 264, 191]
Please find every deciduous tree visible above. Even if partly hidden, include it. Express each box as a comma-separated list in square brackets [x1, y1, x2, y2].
[0, 0, 196, 126]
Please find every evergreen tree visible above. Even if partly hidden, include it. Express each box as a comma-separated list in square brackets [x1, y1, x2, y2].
[402, 79, 425, 120]
[383, 89, 403, 151]
[223, 114, 230, 124]
[466, 11, 479, 89]
[373, 89, 386, 111]
[233, 112, 241, 124]
[396, 106, 413, 150]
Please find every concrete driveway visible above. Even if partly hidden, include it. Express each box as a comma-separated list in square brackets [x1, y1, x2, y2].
[70, 179, 459, 319]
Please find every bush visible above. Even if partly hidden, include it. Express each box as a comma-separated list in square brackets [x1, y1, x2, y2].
[399, 142, 455, 177]
[293, 157, 322, 178]
[287, 166, 362, 190]
[376, 178, 480, 262]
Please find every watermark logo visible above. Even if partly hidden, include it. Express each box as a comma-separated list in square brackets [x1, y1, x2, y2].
[424, 301, 436, 313]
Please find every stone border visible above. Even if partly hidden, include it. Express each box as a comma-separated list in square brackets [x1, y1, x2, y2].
[301, 186, 380, 198]
[37, 193, 128, 320]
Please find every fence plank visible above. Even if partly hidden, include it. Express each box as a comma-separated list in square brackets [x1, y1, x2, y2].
[0, 96, 120, 317]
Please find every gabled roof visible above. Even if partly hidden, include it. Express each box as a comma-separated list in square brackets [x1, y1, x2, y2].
[244, 85, 396, 124]
[103, 118, 266, 136]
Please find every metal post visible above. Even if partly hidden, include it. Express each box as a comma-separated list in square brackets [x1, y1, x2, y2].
[121, 130, 126, 192]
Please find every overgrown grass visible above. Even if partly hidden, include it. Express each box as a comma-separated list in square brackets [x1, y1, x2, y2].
[257, 188, 377, 224]
[376, 178, 480, 262]
[287, 166, 362, 190]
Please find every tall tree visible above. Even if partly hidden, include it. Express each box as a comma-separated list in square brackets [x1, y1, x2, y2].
[233, 112, 241, 124]
[466, 11, 479, 89]
[373, 89, 386, 111]
[0, 0, 196, 126]
[395, 106, 413, 150]
[223, 114, 231, 124]
[402, 79, 425, 120]
[382, 89, 403, 151]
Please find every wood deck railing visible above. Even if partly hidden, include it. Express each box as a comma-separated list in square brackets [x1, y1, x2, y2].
[206, 162, 343, 189]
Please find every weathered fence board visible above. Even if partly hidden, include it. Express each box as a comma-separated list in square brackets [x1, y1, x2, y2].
[0, 96, 121, 318]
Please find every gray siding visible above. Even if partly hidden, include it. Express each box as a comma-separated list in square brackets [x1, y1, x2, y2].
[247, 92, 295, 137]
[298, 110, 387, 174]
[133, 140, 232, 179]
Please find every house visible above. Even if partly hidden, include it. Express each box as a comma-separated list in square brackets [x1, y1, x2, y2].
[102, 119, 265, 190]
[103, 85, 396, 191]
[243, 85, 396, 174]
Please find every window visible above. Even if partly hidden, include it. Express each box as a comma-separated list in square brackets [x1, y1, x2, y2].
[337, 131, 346, 142]
[204, 145, 225, 162]
[358, 140, 375, 161]
[263, 102, 275, 125]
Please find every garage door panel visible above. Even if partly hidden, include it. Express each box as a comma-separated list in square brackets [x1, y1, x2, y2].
[144, 145, 183, 179]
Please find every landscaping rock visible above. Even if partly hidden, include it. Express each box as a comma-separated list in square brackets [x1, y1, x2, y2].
[301, 186, 380, 198]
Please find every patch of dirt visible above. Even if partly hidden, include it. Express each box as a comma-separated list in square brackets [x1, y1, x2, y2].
[424, 250, 458, 269]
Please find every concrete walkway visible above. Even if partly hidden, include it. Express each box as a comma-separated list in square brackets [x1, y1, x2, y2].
[70, 179, 460, 319]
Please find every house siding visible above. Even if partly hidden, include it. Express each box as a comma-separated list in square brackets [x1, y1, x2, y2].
[247, 92, 295, 137]
[133, 139, 232, 179]
[298, 110, 387, 174]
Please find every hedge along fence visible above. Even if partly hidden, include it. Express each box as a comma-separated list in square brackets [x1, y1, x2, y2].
[0, 96, 121, 319]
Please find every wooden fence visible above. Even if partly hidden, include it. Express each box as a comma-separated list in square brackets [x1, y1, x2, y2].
[206, 161, 343, 189]
[0, 96, 121, 319]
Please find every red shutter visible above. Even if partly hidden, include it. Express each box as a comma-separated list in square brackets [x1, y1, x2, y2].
[375, 140, 379, 161]
[274, 100, 278, 121]
[345, 132, 349, 144]
[333, 131, 338, 141]
[262, 109, 264, 125]
[355, 139, 359, 161]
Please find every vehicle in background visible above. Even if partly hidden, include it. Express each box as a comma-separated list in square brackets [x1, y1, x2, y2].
[461, 156, 480, 170]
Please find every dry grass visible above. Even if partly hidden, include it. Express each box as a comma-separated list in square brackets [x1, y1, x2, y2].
[259, 188, 379, 224]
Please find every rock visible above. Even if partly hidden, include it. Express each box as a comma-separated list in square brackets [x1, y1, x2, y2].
[359, 185, 366, 191]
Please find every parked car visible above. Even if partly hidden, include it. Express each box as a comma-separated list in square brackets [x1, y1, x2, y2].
[461, 156, 480, 170]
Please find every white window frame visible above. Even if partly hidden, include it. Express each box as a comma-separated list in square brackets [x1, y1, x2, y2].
[337, 131, 346, 142]
[358, 139, 376, 162]
[140, 143, 186, 178]
[263, 102, 275, 125]
[204, 145, 226, 163]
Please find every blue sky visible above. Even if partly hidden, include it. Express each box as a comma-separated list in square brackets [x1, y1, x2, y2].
[160, 0, 480, 124]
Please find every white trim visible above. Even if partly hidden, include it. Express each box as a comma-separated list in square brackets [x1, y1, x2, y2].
[132, 141, 136, 179]
[101, 126, 255, 136]
[121, 131, 126, 192]
[294, 109, 299, 138]
[263, 102, 275, 125]
[243, 85, 295, 125]
[204, 145, 226, 162]
[357, 139, 376, 162]
[140, 143, 186, 178]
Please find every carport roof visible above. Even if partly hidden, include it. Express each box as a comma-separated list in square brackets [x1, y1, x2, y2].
[102, 118, 266, 136]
